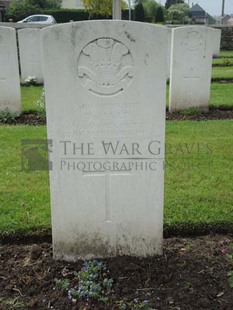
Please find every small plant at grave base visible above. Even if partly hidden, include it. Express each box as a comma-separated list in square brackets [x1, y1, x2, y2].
[54, 278, 70, 290]
[221, 249, 233, 289]
[67, 260, 113, 304]
[226, 253, 233, 262]
[116, 298, 152, 310]
[24, 75, 37, 86]
[36, 87, 46, 120]
[180, 108, 202, 117]
[0, 109, 20, 124]
[3, 298, 24, 308]
[227, 271, 233, 288]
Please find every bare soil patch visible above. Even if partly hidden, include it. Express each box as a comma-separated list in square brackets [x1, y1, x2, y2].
[1, 235, 233, 309]
[0, 108, 232, 126]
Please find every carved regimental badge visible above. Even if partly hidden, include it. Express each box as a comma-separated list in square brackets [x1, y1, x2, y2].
[183, 31, 204, 52]
[78, 38, 133, 96]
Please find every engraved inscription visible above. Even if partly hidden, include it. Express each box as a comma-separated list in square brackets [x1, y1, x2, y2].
[183, 31, 203, 52]
[78, 38, 133, 96]
[183, 67, 200, 79]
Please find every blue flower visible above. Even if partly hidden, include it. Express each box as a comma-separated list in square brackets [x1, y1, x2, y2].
[68, 290, 72, 299]
[82, 291, 87, 298]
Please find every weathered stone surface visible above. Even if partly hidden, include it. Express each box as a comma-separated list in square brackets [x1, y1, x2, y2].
[0, 26, 21, 112]
[18, 28, 43, 84]
[42, 21, 167, 261]
[167, 27, 172, 80]
[211, 28, 221, 57]
[169, 26, 213, 112]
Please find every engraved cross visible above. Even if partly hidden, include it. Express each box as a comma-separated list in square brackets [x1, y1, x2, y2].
[83, 169, 132, 222]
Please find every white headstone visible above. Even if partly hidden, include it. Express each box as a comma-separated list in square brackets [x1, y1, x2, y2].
[211, 28, 221, 57]
[42, 21, 167, 261]
[169, 26, 213, 112]
[18, 28, 44, 84]
[166, 27, 172, 80]
[0, 27, 21, 112]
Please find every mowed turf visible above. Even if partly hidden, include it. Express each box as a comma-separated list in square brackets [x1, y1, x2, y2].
[219, 50, 233, 58]
[21, 86, 43, 112]
[210, 83, 233, 107]
[212, 66, 233, 80]
[22, 83, 233, 112]
[0, 121, 232, 234]
[0, 126, 50, 233]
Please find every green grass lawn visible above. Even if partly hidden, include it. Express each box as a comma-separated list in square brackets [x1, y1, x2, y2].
[212, 57, 233, 66]
[0, 126, 50, 234]
[165, 120, 233, 227]
[0, 121, 232, 235]
[212, 66, 233, 80]
[22, 82, 233, 113]
[166, 82, 233, 107]
[210, 82, 233, 107]
[220, 50, 233, 58]
[21, 85, 43, 112]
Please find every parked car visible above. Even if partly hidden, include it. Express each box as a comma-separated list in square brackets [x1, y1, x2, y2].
[17, 15, 56, 24]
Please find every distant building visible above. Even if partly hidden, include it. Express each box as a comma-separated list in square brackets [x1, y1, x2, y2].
[0, 1, 10, 22]
[227, 17, 233, 26]
[221, 14, 231, 25]
[190, 3, 216, 25]
[62, 0, 84, 9]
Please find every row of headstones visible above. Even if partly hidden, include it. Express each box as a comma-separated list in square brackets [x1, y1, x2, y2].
[0, 22, 222, 261]
[0, 27, 43, 113]
[0, 25, 221, 114]
[43, 22, 222, 260]
[167, 27, 221, 111]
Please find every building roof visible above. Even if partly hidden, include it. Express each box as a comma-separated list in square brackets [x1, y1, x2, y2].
[190, 4, 205, 13]
[190, 3, 216, 24]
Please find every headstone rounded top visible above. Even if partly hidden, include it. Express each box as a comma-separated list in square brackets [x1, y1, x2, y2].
[77, 37, 134, 96]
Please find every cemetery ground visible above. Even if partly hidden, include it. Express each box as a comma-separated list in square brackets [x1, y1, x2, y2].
[0, 51, 233, 309]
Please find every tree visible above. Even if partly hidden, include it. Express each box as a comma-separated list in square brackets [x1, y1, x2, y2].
[165, 0, 184, 10]
[6, 1, 41, 21]
[155, 6, 164, 23]
[82, 0, 127, 18]
[135, 0, 160, 22]
[167, 3, 192, 24]
[6, 0, 60, 21]
[134, 2, 145, 21]
[143, 0, 159, 21]
[27, 0, 60, 9]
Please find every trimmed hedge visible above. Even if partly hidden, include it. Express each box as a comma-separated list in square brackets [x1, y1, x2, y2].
[44, 9, 134, 23]
[43, 9, 88, 22]
[6, 7, 135, 23]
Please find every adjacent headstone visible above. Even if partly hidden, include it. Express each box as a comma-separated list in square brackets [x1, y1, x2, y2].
[211, 28, 221, 57]
[166, 27, 172, 80]
[169, 26, 213, 112]
[18, 28, 44, 84]
[42, 21, 167, 261]
[0, 27, 21, 112]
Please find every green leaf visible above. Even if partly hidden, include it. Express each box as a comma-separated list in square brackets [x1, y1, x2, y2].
[227, 270, 233, 288]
